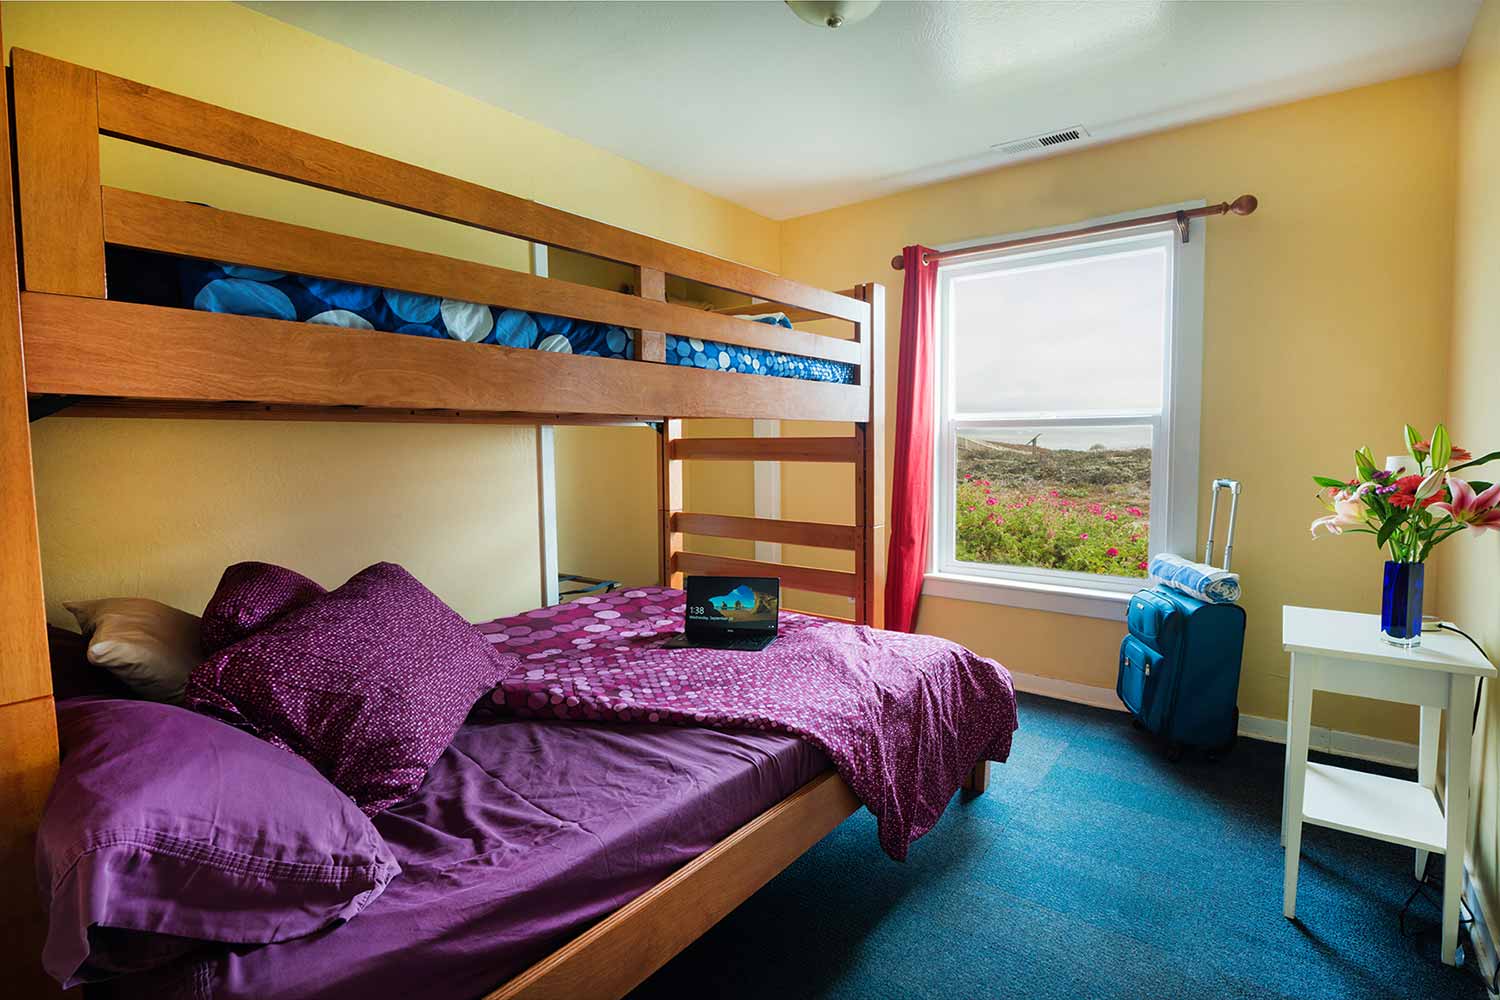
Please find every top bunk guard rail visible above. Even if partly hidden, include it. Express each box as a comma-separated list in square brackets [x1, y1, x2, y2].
[9, 49, 875, 425]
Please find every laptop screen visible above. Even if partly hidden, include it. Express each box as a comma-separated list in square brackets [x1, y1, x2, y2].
[683, 576, 780, 635]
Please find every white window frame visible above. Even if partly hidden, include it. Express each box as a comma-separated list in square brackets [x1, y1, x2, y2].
[924, 203, 1205, 621]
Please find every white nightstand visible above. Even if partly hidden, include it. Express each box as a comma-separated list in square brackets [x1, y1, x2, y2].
[1281, 606, 1495, 966]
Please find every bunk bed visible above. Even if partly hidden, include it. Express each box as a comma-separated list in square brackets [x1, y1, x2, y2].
[0, 44, 1004, 1000]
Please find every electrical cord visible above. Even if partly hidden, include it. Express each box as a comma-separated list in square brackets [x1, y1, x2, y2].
[1401, 854, 1474, 941]
[1401, 855, 1481, 983]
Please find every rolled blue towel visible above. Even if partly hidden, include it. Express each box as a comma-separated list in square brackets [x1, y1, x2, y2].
[1148, 553, 1241, 604]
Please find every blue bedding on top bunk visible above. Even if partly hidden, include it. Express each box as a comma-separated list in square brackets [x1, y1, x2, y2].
[107, 249, 855, 385]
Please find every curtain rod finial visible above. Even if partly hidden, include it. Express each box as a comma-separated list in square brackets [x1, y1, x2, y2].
[890, 253, 905, 271]
[1230, 194, 1258, 216]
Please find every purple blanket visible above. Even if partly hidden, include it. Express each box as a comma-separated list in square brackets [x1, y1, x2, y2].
[479, 587, 1017, 860]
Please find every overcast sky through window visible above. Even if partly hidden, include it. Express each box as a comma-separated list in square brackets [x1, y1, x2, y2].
[952, 244, 1168, 435]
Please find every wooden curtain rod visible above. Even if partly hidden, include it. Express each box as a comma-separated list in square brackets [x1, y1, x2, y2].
[890, 195, 1258, 270]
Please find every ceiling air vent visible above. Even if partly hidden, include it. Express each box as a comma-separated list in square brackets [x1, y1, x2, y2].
[992, 126, 1089, 157]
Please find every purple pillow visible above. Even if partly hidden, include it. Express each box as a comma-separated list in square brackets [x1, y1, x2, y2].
[200, 561, 327, 653]
[38, 698, 400, 988]
[185, 562, 512, 814]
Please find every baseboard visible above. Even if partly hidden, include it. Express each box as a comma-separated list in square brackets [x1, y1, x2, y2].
[1234, 713, 1419, 769]
[1467, 864, 1500, 999]
[1013, 674, 1419, 768]
[1009, 672, 1128, 713]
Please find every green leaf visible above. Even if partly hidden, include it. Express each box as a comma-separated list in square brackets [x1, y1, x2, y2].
[1430, 424, 1451, 470]
[1376, 513, 1406, 548]
[1469, 480, 1493, 493]
[1312, 475, 1348, 489]
[1405, 423, 1424, 465]
[1354, 448, 1377, 482]
[1452, 450, 1500, 473]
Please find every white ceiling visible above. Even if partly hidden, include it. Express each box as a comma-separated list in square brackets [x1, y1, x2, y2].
[246, 1, 1482, 219]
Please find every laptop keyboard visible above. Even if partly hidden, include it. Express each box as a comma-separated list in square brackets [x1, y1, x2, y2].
[711, 636, 774, 652]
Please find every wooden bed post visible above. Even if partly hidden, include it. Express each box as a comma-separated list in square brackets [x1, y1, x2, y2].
[1, 31, 65, 996]
[853, 283, 886, 628]
[635, 266, 667, 364]
[639, 263, 682, 589]
[658, 419, 684, 588]
[11, 48, 106, 297]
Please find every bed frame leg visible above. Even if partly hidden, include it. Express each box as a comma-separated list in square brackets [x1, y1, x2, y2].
[962, 761, 991, 796]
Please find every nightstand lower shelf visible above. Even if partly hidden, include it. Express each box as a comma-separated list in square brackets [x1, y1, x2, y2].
[1300, 762, 1445, 853]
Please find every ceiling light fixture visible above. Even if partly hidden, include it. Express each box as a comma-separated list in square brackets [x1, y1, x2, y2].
[785, 1, 881, 29]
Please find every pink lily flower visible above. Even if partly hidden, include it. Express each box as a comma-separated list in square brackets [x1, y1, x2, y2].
[1430, 478, 1500, 534]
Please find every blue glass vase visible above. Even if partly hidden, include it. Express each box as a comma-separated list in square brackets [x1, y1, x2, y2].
[1380, 560, 1424, 648]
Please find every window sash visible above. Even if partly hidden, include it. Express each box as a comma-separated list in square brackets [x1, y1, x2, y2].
[932, 218, 1197, 592]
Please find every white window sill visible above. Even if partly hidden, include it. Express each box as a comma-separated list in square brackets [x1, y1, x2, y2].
[922, 572, 1134, 622]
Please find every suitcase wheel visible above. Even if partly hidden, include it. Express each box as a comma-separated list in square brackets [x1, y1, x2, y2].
[1166, 741, 1185, 763]
[1206, 708, 1242, 761]
[1131, 716, 1145, 732]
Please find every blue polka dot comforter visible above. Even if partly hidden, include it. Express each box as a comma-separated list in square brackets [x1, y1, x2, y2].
[107, 249, 855, 385]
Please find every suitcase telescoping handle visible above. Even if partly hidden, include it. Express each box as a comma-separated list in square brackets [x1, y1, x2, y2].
[1202, 478, 1242, 572]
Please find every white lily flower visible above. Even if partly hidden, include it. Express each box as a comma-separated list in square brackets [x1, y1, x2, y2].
[1415, 469, 1446, 500]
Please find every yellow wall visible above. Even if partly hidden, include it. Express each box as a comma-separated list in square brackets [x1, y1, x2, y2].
[1445, 0, 1500, 938]
[9, 5, 1476, 750]
[780, 69, 1462, 741]
[7, 2, 780, 621]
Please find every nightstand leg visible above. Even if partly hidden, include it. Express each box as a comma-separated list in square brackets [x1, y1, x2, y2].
[1283, 658, 1314, 920]
[1282, 662, 1296, 848]
[1415, 704, 1440, 879]
[1443, 677, 1477, 966]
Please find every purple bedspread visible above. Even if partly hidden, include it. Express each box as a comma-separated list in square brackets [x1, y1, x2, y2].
[479, 587, 1018, 861]
[97, 718, 826, 1000]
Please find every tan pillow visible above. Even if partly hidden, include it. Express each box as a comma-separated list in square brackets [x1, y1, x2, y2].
[63, 598, 204, 703]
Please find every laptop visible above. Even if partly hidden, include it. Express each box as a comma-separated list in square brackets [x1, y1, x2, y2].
[662, 576, 780, 652]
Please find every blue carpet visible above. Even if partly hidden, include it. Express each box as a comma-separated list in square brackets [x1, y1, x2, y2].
[630, 693, 1483, 1000]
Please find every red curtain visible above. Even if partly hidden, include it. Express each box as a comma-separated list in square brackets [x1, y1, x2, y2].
[884, 246, 938, 633]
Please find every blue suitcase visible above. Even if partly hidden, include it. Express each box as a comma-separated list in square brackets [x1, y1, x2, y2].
[1118, 480, 1246, 760]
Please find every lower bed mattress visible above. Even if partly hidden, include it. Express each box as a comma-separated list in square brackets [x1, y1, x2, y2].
[95, 717, 827, 1000]
[105, 247, 857, 385]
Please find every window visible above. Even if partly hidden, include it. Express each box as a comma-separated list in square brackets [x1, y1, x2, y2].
[928, 209, 1203, 619]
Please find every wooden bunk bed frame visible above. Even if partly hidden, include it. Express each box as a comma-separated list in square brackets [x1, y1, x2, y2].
[0, 44, 911, 998]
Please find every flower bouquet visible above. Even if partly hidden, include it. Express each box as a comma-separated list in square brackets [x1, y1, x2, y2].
[1312, 423, 1499, 647]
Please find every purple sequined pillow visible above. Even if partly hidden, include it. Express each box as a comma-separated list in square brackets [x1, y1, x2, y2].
[38, 697, 400, 989]
[200, 561, 327, 653]
[185, 562, 513, 813]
